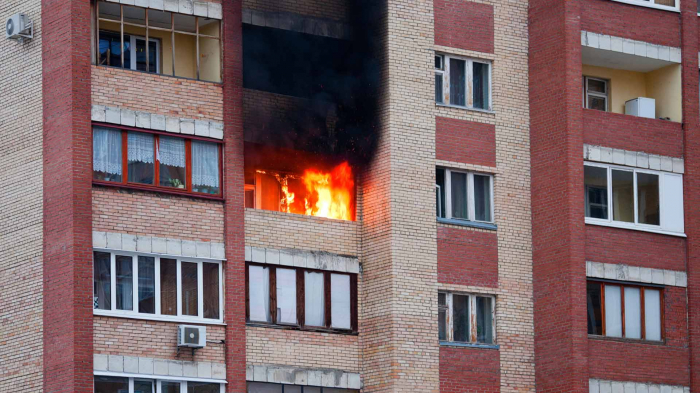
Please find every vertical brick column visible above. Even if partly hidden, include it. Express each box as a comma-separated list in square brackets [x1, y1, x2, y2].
[528, 1, 588, 392]
[41, 0, 93, 391]
[222, 1, 247, 392]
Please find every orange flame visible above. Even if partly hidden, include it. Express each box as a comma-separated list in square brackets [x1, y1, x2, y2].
[300, 162, 354, 221]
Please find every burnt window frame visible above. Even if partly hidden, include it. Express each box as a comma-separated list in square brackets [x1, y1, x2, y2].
[245, 262, 359, 334]
[92, 123, 224, 199]
[587, 279, 665, 342]
[438, 291, 496, 345]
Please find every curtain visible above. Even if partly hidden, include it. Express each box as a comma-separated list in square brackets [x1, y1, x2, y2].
[93, 127, 122, 175]
[128, 132, 154, 164]
[624, 287, 641, 339]
[138, 256, 155, 314]
[645, 289, 662, 341]
[249, 266, 270, 322]
[158, 136, 186, 168]
[203, 262, 220, 319]
[192, 140, 219, 188]
[330, 274, 350, 329]
[305, 271, 325, 326]
[276, 268, 297, 324]
[604, 285, 622, 337]
[94, 252, 112, 310]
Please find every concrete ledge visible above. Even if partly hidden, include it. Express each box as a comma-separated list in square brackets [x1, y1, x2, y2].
[95, 354, 226, 380]
[584, 144, 684, 174]
[586, 261, 687, 288]
[581, 31, 681, 63]
[246, 364, 361, 389]
[245, 246, 359, 274]
[105, 0, 222, 19]
[92, 105, 224, 140]
[242, 8, 351, 40]
[589, 379, 688, 393]
[94, 231, 225, 260]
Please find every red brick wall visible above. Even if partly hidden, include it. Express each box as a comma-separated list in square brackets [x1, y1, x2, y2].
[438, 227, 498, 288]
[436, 117, 496, 167]
[42, 0, 94, 391]
[582, 109, 684, 158]
[588, 287, 690, 386]
[580, 0, 681, 48]
[439, 347, 500, 393]
[585, 225, 687, 271]
[434, 0, 494, 54]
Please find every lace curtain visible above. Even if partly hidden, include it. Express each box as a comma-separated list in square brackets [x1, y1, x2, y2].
[192, 140, 219, 188]
[93, 127, 122, 175]
[158, 136, 186, 168]
[128, 132, 154, 164]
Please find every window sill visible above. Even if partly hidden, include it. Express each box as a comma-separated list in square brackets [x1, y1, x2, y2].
[246, 322, 358, 336]
[439, 341, 499, 350]
[436, 103, 495, 115]
[585, 219, 685, 238]
[588, 334, 665, 346]
[94, 64, 223, 85]
[94, 309, 226, 326]
[610, 0, 679, 12]
[438, 217, 497, 231]
[93, 181, 224, 202]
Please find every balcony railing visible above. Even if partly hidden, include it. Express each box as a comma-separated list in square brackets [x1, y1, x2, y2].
[612, 0, 679, 11]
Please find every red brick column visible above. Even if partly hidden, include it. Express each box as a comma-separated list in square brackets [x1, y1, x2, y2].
[42, 0, 94, 391]
[222, 1, 247, 392]
[529, 1, 588, 391]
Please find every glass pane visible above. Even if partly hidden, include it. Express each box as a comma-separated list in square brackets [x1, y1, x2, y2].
[94, 252, 112, 310]
[116, 255, 133, 311]
[584, 166, 608, 219]
[637, 172, 660, 225]
[586, 281, 603, 335]
[612, 170, 634, 223]
[247, 383, 283, 393]
[174, 32, 197, 79]
[305, 271, 325, 327]
[438, 308, 447, 341]
[94, 376, 129, 393]
[98, 30, 125, 68]
[476, 296, 493, 344]
[161, 382, 181, 393]
[285, 386, 302, 393]
[436, 168, 445, 218]
[588, 95, 607, 111]
[187, 382, 221, 393]
[624, 287, 641, 339]
[587, 78, 606, 94]
[135, 38, 159, 73]
[645, 289, 662, 341]
[138, 256, 155, 314]
[134, 379, 154, 393]
[93, 127, 123, 182]
[203, 262, 220, 319]
[148, 9, 172, 29]
[276, 268, 297, 324]
[123, 5, 146, 25]
[158, 136, 186, 188]
[192, 141, 220, 194]
[249, 265, 270, 322]
[453, 294, 470, 342]
[160, 258, 177, 316]
[474, 174, 491, 222]
[435, 55, 443, 70]
[604, 285, 622, 338]
[331, 274, 351, 329]
[181, 262, 199, 316]
[199, 37, 221, 82]
[450, 172, 468, 220]
[98, 2, 121, 21]
[128, 132, 155, 185]
[435, 73, 443, 104]
[449, 58, 466, 106]
[473, 62, 490, 110]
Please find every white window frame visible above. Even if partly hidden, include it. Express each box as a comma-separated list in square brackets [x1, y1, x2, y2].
[435, 53, 493, 111]
[438, 168, 495, 224]
[435, 54, 445, 105]
[439, 292, 496, 345]
[93, 250, 224, 325]
[93, 373, 226, 393]
[584, 162, 685, 236]
[128, 34, 161, 73]
[584, 76, 608, 112]
[611, 0, 679, 12]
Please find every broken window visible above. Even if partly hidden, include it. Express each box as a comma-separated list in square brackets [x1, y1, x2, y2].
[436, 168, 494, 223]
[438, 292, 495, 345]
[95, 1, 221, 82]
[435, 53, 492, 110]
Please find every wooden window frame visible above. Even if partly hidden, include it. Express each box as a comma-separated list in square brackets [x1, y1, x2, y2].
[436, 167, 495, 224]
[245, 262, 359, 334]
[588, 279, 665, 342]
[92, 123, 224, 200]
[438, 291, 496, 345]
[435, 52, 493, 111]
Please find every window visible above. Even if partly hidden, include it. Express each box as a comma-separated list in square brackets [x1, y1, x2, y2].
[247, 383, 359, 393]
[584, 163, 684, 234]
[436, 168, 493, 223]
[438, 292, 494, 344]
[587, 281, 663, 341]
[435, 53, 491, 110]
[96, 1, 222, 82]
[611, 0, 678, 11]
[95, 376, 224, 393]
[584, 76, 608, 112]
[93, 126, 222, 196]
[93, 251, 223, 323]
[246, 263, 358, 333]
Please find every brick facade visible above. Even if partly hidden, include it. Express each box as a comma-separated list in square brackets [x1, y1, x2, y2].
[439, 347, 500, 393]
[437, 226, 498, 288]
[435, 117, 497, 167]
[434, 0, 494, 54]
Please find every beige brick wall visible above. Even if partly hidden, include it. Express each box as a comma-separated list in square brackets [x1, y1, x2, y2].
[242, 0, 349, 22]
[0, 1, 43, 391]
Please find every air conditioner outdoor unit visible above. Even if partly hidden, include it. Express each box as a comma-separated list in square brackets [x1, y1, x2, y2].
[6, 13, 33, 42]
[625, 97, 655, 119]
[177, 325, 206, 348]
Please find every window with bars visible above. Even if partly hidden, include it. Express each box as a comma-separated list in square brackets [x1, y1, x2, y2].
[438, 292, 495, 345]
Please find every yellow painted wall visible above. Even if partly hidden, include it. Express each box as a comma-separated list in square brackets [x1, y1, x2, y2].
[646, 64, 682, 122]
[582, 64, 646, 114]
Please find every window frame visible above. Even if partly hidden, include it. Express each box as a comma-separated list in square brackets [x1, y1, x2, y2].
[92, 124, 224, 199]
[611, 0, 679, 12]
[437, 167, 495, 224]
[584, 76, 609, 112]
[439, 292, 496, 345]
[435, 54, 445, 105]
[93, 374, 226, 393]
[587, 279, 665, 342]
[93, 250, 225, 325]
[245, 262, 359, 334]
[95, 1, 222, 82]
[435, 52, 493, 111]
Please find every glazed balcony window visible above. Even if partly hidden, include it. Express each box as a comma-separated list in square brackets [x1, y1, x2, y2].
[96, 1, 221, 82]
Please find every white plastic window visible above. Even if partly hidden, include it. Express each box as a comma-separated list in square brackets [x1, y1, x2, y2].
[435, 53, 492, 111]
